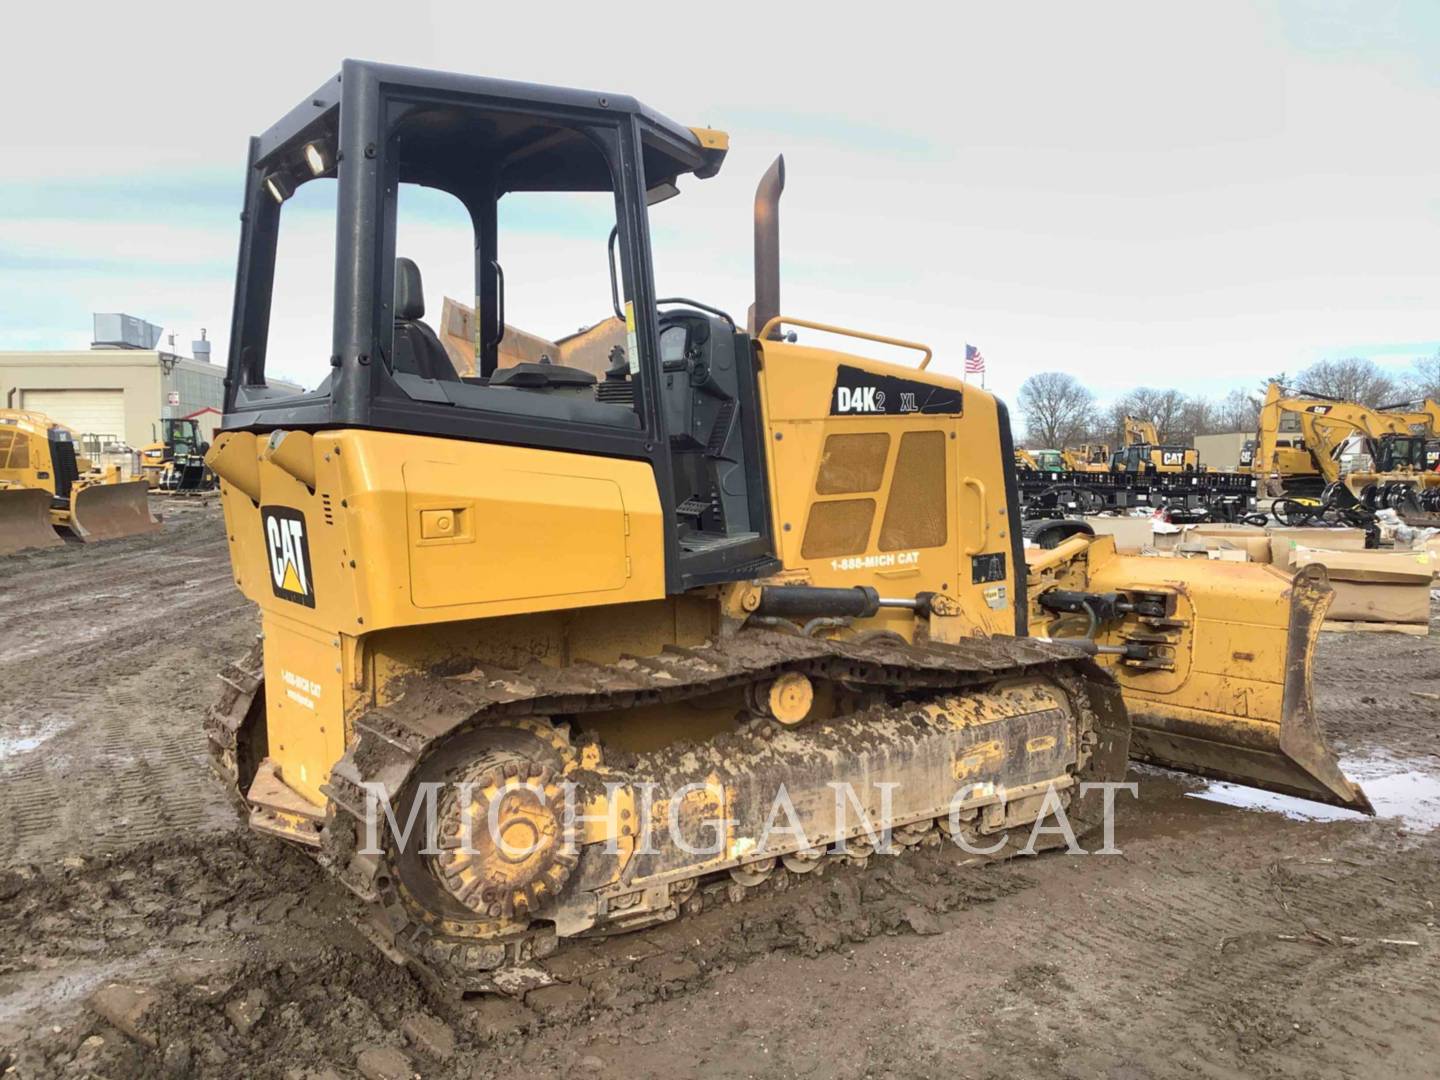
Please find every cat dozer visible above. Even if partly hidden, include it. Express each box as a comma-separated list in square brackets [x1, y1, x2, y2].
[0, 410, 160, 552]
[206, 62, 1368, 995]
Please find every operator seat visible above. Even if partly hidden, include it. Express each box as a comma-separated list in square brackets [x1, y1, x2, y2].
[391, 258, 457, 381]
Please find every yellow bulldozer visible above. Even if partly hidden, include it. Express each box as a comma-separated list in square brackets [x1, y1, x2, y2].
[205, 62, 1367, 995]
[1066, 443, 1112, 472]
[0, 410, 159, 556]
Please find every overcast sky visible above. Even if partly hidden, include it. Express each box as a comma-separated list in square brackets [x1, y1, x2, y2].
[3, 1, 1436, 413]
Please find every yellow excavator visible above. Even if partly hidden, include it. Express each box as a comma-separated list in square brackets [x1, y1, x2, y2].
[1116, 417, 1198, 473]
[0, 410, 160, 556]
[1254, 383, 1440, 511]
[205, 62, 1367, 994]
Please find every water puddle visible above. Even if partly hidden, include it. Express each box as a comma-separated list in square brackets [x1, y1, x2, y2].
[0, 729, 56, 763]
[1187, 757, 1440, 833]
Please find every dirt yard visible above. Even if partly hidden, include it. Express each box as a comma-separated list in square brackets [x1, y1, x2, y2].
[1, 501, 1437, 1079]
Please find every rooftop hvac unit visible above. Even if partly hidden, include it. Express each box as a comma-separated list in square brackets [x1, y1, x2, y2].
[92, 313, 164, 350]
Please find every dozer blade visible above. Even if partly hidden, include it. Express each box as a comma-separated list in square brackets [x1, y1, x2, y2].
[67, 480, 161, 543]
[1088, 558, 1371, 813]
[0, 487, 64, 556]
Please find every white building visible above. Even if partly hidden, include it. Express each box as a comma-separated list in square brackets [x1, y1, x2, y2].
[0, 314, 303, 451]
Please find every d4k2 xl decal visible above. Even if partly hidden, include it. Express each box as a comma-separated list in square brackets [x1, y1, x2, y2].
[830, 364, 963, 416]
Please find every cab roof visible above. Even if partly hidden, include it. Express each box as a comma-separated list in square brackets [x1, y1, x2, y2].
[256, 60, 728, 196]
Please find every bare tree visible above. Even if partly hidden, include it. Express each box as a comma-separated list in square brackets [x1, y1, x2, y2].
[1215, 388, 1260, 433]
[1113, 387, 1188, 443]
[1404, 349, 1440, 402]
[1293, 357, 1398, 407]
[1018, 372, 1096, 448]
[1178, 397, 1218, 441]
[1259, 372, 1288, 395]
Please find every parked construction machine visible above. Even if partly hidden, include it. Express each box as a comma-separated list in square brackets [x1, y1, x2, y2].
[1067, 443, 1112, 472]
[1015, 447, 1110, 475]
[1117, 417, 1199, 474]
[141, 417, 217, 493]
[0, 410, 159, 555]
[206, 62, 1366, 995]
[1254, 383, 1440, 512]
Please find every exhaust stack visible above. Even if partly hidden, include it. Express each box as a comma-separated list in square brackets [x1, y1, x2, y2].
[749, 155, 785, 338]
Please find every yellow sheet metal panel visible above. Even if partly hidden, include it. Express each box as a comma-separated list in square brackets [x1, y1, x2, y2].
[258, 611, 349, 805]
[403, 459, 632, 608]
[756, 340, 1016, 637]
[213, 429, 665, 635]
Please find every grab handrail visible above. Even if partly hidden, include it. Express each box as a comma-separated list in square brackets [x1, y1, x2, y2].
[757, 315, 934, 371]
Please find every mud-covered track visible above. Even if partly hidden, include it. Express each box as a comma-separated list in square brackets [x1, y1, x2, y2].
[214, 621, 1130, 992]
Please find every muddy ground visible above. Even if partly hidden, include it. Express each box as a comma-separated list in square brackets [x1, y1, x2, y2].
[1, 502, 1437, 1079]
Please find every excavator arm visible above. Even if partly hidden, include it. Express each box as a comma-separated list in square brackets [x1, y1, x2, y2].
[1123, 416, 1159, 446]
[1252, 382, 1418, 488]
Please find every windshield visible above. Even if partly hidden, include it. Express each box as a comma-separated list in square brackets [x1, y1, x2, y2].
[1378, 436, 1426, 471]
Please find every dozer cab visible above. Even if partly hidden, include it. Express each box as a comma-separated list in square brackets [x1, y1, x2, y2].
[0, 411, 159, 555]
[206, 61, 1367, 994]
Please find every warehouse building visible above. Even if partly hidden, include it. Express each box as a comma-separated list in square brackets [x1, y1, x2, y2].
[0, 314, 303, 452]
[1193, 431, 1251, 470]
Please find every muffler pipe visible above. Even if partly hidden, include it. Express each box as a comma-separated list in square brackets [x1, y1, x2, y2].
[749, 155, 785, 338]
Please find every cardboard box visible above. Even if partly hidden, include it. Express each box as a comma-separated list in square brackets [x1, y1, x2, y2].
[1290, 546, 1433, 629]
[1188, 523, 1267, 538]
[1324, 582, 1431, 625]
[1266, 527, 1367, 568]
[1179, 525, 1271, 563]
[1206, 548, 1250, 562]
[1424, 536, 1440, 576]
[1083, 516, 1176, 553]
[1291, 547, 1438, 583]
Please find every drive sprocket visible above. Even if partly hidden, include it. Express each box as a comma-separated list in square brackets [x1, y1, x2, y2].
[431, 752, 578, 920]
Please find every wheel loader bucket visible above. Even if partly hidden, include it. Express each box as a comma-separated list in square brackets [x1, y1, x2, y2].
[0, 487, 64, 556]
[67, 481, 161, 543]
[1086, 556, 1372, 813]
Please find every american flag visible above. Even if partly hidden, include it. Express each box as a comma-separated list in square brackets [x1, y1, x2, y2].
[965, 344, 985, 374]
